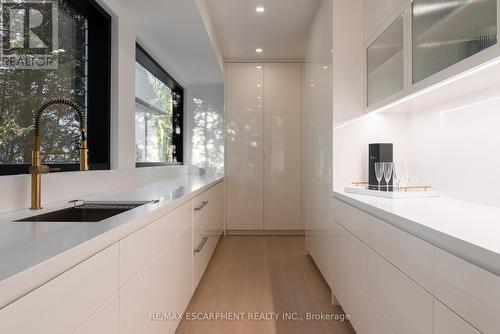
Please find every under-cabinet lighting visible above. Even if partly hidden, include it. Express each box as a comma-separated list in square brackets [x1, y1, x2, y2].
[440, 95, 500, 115]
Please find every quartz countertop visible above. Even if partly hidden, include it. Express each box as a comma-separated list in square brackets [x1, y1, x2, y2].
[0, 174, 223, 309]
[334, 189, 500, 277]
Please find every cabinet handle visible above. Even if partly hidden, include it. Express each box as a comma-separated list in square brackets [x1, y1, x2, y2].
[194, 201, 209, 211]
[194, 236, 209, 254]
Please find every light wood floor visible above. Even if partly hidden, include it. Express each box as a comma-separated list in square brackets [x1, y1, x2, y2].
[177, 236, 356, 334]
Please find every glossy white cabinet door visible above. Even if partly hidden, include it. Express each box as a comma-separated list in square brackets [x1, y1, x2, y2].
[226, 63, 264, 230]
[434, 300, 480, 334]
[0, 244, 119, 334]
[363, 245, 433, 334]
[74, 293, 119, 334]
[173, 202, 194, 310]
[120, 245, 177, 334]
[119, 202, 188, 286]
[263, 63, 302, 230]
[435, 248, 500, 334]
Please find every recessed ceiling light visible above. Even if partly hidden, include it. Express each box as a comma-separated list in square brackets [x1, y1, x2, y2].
[256, 65, 262, 69]
[256, 6, 265, 13]
[323, 66, 328, 69]
[255, 48, 263, 54]
[257, 84, 262, 87]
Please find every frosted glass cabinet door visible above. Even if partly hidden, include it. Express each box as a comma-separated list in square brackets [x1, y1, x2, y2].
[412, 0, 497, 83]
[367, 15, 404, 106]
[226, 63, 264, 230]
[263, 63, 302, 230]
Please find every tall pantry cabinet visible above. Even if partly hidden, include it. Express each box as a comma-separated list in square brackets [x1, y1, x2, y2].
[226, 63, 302, 232]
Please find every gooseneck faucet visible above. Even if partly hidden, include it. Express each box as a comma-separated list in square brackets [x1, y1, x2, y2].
[30, 99, 89, 210]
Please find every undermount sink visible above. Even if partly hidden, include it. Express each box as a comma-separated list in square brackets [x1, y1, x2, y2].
[15, 201, 156, 223]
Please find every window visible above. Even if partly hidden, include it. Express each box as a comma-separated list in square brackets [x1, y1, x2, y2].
[135, 44, 183, 166]
[0, 0, 111, 175]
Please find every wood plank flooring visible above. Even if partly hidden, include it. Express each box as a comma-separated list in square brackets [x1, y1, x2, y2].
[177, 236, 356, 334]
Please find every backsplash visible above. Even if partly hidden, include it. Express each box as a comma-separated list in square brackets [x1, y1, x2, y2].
[0, 166, 189, 213]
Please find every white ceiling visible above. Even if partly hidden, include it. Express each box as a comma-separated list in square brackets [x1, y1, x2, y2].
[204, 0, 322, 61]
[117, 0, 224, 85]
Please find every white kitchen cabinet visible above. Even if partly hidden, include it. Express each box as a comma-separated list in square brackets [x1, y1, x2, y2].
[367, 14, 404, 106]
[226, 63, 264, 231]
[263, 63, 302, 230]
[434, 300, 480, 334]
[120, 201, 193, 334]
[435, 247, 500, 334]
[412, 0, 497, 83]
[120, 245, 177, 334]
[74, 293, 119, 334]
[331, 222, 394, 334]
[226, 63, 302, 232]
[0, 244, 119, 334]
[364, 0, 405, 43]
[363, 244, 433, 334]
[192, 184, 223, 290]
[333, 198, 433, 292]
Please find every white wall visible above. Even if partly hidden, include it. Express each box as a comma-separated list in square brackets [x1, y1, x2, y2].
[185, 84, 225, 173]
[407, 96, 500, 207]
[0, 0, 222, 213]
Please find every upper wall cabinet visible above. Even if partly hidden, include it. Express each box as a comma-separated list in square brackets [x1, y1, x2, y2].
[365, 0, 500, 109]
[367, 15, 404, 106]
[412, 0, 497, 83]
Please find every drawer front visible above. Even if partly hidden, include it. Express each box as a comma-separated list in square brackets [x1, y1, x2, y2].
[120, 201, 191, 286]
[434, 300, 480, 334]
[435, 248, 500, 334]
[333, 199, 366, 241]
[120, 246, 177, 334]
[364, 246, 433, 334]
[0, 244, 119, 334]
[74, 293, 119, 334]
[331, 223, 393, 334]
[364, 214, 434, 292]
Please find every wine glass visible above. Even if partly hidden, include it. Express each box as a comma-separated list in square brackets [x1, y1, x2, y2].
[374, 162, 384, 191]
[396, 163, 409, 190]
[383, 162, 393, 192]
[392, 163, 400, 191]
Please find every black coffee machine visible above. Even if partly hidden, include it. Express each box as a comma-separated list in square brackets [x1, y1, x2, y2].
[368, 143, 393, 191]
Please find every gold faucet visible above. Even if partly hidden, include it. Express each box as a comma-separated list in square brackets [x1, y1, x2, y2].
[30, 99, 89, 210]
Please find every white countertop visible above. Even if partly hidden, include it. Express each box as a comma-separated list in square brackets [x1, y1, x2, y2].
[334, 190, 500, 277]
[0, 174, 223, 309]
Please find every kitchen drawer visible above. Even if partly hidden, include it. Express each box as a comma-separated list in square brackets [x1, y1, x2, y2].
[120, 246, 177, 334]
[74, 293, 119, 334]
[193, 233, 218, 290]
[434, 300, 480, 334]
[435, 248, 500, 334]
[333, 198, 367, 241]
[0, 244, 119, 334]
[364, 245, 433, 334]
[364, 214, 434, 292]
[120, 201, 191, 286]
[331, 223, 393, 334]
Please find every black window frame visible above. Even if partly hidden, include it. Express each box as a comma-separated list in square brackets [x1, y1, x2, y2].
[135, 43, 184, 168]
[0, 0, 112, 176]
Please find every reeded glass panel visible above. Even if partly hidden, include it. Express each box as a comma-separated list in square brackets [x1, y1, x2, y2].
[367, 15, 404, 106]
[413, 0, 497, 83]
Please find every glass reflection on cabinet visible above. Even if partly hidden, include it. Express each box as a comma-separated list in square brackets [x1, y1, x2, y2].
[367, 15, 404, 106]
[412, 0, 497, 83]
